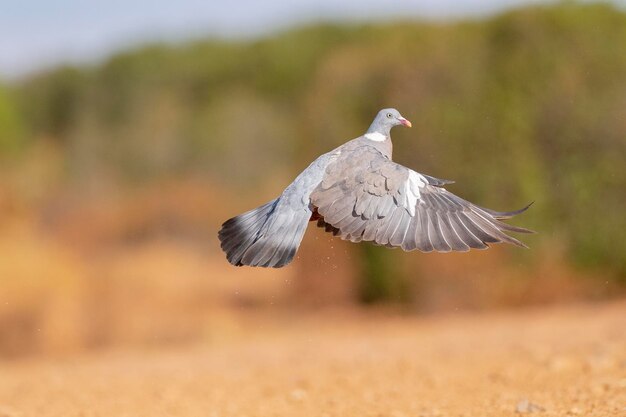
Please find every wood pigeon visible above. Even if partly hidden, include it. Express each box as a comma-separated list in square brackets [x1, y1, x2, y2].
[219, 108, 533, 268]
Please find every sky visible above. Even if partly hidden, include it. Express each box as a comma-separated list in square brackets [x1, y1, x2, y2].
[1, 0, 623, 78]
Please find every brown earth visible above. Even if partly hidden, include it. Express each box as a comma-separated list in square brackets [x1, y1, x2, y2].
[0, 301, 624, 417]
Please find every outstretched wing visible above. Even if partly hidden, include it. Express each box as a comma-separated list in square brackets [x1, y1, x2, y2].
[310, 147, 533, 252]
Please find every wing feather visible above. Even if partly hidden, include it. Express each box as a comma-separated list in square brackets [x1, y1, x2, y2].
[428, 210, 451, 252]
[311, 147, 532, 252]
[401, 212, 419, 251]
[415, 209, 434, 252]
[375, 207, 403, 244]
[439, 212, 470, 252]
[449, 212, 488, 249]
[390, 212, 411, 247]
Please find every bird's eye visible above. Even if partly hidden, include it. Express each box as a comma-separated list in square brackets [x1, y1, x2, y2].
[386, 113, 392, 118]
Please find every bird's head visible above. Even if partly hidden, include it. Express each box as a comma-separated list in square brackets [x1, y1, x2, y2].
[366, 108, 412, 136]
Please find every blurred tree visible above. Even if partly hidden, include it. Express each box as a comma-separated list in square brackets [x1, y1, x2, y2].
[7, 2, 626, 296]
[0, 84, 25, 155]
[358, 244, 413, 304]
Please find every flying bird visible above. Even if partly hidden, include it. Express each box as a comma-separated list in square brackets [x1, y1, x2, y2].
[219, 108, 533, 268]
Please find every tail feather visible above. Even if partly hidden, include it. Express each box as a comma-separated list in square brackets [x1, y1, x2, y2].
[219, 199, 278, 265]
[218, 198, 311, 268]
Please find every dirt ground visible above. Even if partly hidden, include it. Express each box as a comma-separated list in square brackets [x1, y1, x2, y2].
[0, 301, 624, 417]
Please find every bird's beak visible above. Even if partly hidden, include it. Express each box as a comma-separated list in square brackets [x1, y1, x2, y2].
[398, 116, 412, 128]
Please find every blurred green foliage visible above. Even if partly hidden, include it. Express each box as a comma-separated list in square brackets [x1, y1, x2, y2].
[0, 84, 25, 154]
[358, 244, 413, 304]
[3, 3, 626, 295]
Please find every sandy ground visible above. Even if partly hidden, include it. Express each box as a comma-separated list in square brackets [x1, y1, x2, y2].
[0, 301, 624, 417]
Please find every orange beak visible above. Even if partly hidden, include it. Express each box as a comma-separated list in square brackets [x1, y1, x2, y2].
[398, 117, 412, 128]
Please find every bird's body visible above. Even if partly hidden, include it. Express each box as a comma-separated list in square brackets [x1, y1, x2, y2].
[219, 109, 533, 268]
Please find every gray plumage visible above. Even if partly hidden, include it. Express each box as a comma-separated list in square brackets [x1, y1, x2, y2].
[219, 108, 533, 268]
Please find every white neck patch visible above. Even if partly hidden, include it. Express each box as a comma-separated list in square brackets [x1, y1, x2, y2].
[364, 132, 387, 142]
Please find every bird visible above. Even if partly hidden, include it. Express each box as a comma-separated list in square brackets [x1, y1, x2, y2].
[219, 108, 533, 268]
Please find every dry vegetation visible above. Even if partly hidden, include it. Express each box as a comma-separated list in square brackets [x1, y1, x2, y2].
[0, 178, 615, 358]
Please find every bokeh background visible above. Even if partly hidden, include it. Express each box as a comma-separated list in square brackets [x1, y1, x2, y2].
[1, 0, 625, 359]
